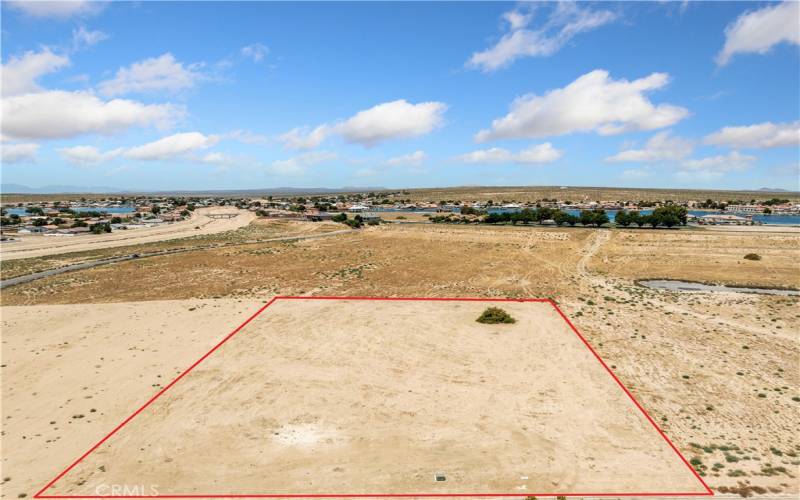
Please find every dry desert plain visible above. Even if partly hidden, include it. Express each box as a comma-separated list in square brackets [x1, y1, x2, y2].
[1, 219, 799, 498]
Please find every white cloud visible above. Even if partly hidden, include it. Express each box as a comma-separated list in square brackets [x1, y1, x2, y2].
[279, 99, 447, 149]
[605, 131, 693, 163]
[717, 1, 800, 66]
[278, 125, 331, 150]
[1, 48, 70, 96]
[57, 133, 221, 165]
[476, 70, 688, 141]
[269, 151, 337, 176]
[457, 143, 562, 164]
[337, 100, 447, 147]
[6, 1, 105, 19]
[502, 9, 533, 31]
[72, 26, 108, 49]
[385, 150, 426, 166]
[1, 90, 183, 140]
[468, 3, 617, 72]
[1, 143, 39, 164]
[98, 53, 204, 97]
[704, 121, 800, 149]
[241, 43, 269, 62]
[224, 129, 268, 145]
[680, 151, 756, 173]
[124, 132, 218, 161]
[199, 152, 230, 164]
[58, 145, 123, 166]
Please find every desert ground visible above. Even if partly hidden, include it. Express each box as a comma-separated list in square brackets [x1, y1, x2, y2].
[1, 219, 799, 498]
[35, 299, 705, 496]
[0, 207, 255, 261]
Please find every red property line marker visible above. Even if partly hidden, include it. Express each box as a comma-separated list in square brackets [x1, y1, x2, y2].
[36, 296, 713, 499]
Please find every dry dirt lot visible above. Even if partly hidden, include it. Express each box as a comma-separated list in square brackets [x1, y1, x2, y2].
[592, 228, 800, 289]
[1, 222, 798, 497]
[14, 299, 706, 497]
[0, 299, 263, 500]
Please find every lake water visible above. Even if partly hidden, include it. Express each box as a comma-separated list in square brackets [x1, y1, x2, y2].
[3, 206, 136, 216]
[639, 279, 800, 296]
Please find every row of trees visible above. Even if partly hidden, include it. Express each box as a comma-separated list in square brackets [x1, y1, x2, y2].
[614, 206, 687, 227]
[483, 208, 610, 227]
[434, 206, 688, 228]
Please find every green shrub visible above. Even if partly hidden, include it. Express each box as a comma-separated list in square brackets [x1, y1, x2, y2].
[743, 253, 761, 261]
[476, 307, 516, 324]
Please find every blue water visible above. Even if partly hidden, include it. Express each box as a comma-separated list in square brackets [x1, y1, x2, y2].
[3, 206, 135, 216]
[481, 207, 800, 225]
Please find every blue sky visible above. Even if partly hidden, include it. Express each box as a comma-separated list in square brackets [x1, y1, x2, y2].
[1, 1, 798, 191]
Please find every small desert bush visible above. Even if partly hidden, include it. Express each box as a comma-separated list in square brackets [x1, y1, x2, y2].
[476, 307, 516, 324]
[743, 253, 761, 261]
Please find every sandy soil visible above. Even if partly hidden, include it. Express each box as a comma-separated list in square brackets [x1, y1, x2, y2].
[0, 299, 264, 499]
[592, 229, 800, 288]
[0, 208, 255, 261]
[1, 224, 798, 496]
[13, 299, 705, 496]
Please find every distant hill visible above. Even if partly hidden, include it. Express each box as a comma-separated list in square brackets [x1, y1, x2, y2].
[757, 187, 791, 192]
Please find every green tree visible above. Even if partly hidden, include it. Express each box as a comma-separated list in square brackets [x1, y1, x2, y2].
[614, 211, 631, 227]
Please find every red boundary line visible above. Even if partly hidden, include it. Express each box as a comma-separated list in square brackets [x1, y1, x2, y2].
[35, 296, 713, 499]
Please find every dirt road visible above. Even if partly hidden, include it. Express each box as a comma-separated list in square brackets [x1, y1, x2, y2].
[0, 207, 255, 261]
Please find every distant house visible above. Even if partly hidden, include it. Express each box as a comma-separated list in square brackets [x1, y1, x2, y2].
[725, 204, 764, 214]
[18, 226, 48, 234]
[697, 214, 753, 225]
[307, 212, 335, 221]
[52, 227, 91, 236]
[359, 213, 382, 223]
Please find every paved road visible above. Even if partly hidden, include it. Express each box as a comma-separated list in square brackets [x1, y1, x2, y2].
[0, 229, 355, 290]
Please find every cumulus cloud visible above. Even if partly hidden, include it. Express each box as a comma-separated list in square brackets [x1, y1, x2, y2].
[676, 151, 756, 181]
[124, 132, 218, 161]
[269, 151, 337, 176]
[467, 2, 617, 72]
[475, 70, 688, 141]
[241, 43, 269, 62]
[72, 26, 108, 49]
[6, 1, 105, 19]
[279, 99, 447, 149]
[1, 143, 40, 164]
[337, 100, 447, 147]
[1, 48, 70, 96]
[278, 125, 331, 150]
[2, 90, 183, 140]
[98, 53, 204, 97]
[717, 1, 800, 66]
[58, 145, 123, 166]
[704, 121, 800, 149]
[57, 132, 221, 165]
[385, 150, 426, 166]
[198, 152, 233, 165]
[456, 143, 562, 164]
[605, 131, 693, 163]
